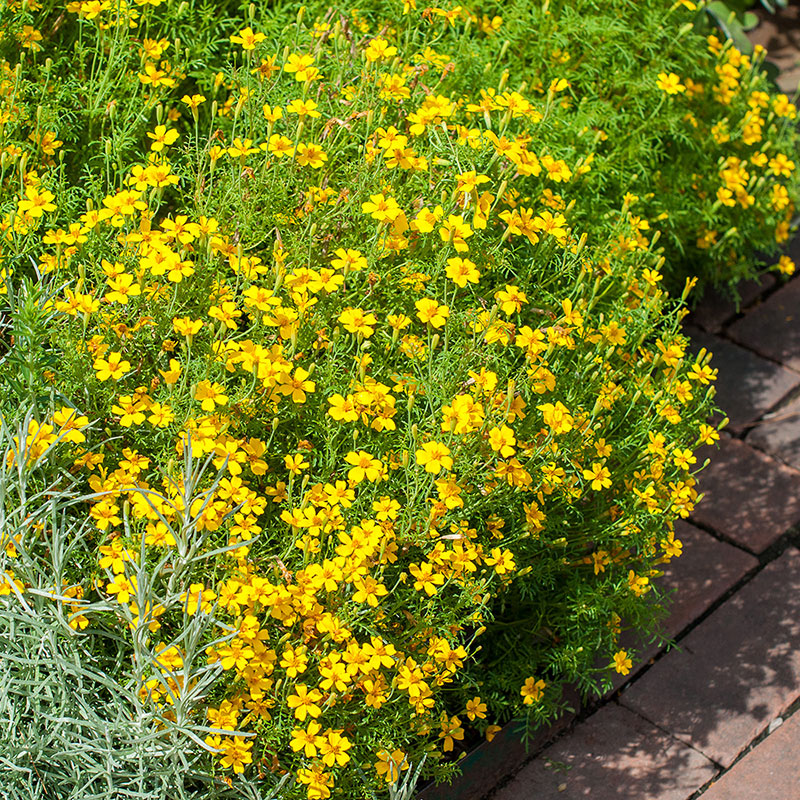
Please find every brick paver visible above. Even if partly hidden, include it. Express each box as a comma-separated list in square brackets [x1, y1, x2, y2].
[657, 521, 757, 636]
[698, 709, 800, 800]
[690, 437, 800, 553]
[620, 549, 800, 769]
[687, 330, 800, 432]
[491, 704, 716, 800]
[727, 278, 800, 373]
[746, 394, 800, 471]
[687, 275, 774, 334]
[603, 522, 757, 694]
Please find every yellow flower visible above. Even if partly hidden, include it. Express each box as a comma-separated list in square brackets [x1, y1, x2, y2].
[409, 561, 445, 595]
[415, 441, 453, 474]
[229, 26, 265, 50]
[18, 186, 56, 218]
[656, 72, 686, 95]
[146, 125, 179, 152]
[415, 298, 449, 328]
[375, 749, 409, 783]
[284, 53, 317, 81]
[339, 307, 377, 337]
[612, 649, 633, 675]
[365, 37, 398, 62]
[94, 351, 131, 382]
[345, 450, 383, 483]
[284, 453, 310, 474]
[582, 462, 612, 490]
[445, 256, 480, 288]
[488, 424, 516, 457]
[276, 367, 316, 403]
[331, 248, 368, 272]
[218, 737, 253, 774]
[290, 721, 323, 758]
[287, 684, 323, 720]
[537, 401, 574, 435]
[520, 676, 546, 704]
[328, 394, 359, 422]
[159, 358, 182, 385]
[466, 697, 487, 720]
[173, 317, 203, 337]
[362, 193, 402, 223]
[194, 380, 228, 411]
[295, 142, 327, 168]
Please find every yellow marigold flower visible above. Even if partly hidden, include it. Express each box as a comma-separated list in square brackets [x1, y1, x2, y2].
[408, 561, 445, 595]
[194, 380, 228, 411]
[319, 730, 352, 767]
[362, 193, 402, 223]
[778, 255, 797, 276]
[106, 575, 137, 605]
[276, 367, 315, 403]
[495, 284, 528, 315]
[18, 186, 56, 219]
[415, 441, 452, 474]
[466, 697, 487, 721]
[365, 37, 398, 62]
[295, 142, 327, 168]
[284, 52, 316, 80]
[488, 424, 516, 457]
[147, 125, 179, 152]
[331, 248, 367, 272]
[173, 317, 203, 337]
[485, 547, 516, 575]
[262, 103, 282, 122]
[445, 256, 480, 287]
[94, 351, 131, 382]
[290, 721, 323, 758]
[287, 685, 323, 721]
[698, 423, 720, 446]
[267, 134, 294, 158]
[582, 462, 612, 490]
[286, 97, 321, 118]
[218, 737, 253, 774]
[111, 395, 146, 427]
[375, 749, 409, 783]
[345, 450, 383, 483]
[438, 714, 464, 752]
[612, 649, 633, 675]
[339, 307, 377, 337]
[328, 394, 359, 422]
[415, 298, 449, 328]
[537, 401, 574, 435]
[104, 273, 140, 305]
[656, 72, 686, 95]
[229, 26, 265, 50]
[672, 447, 697, 470]
[159, 358, 182, 385]
[520, 676, 546, 704]
[181, 93, 206, 110]
[148, 403, 174, 427]
[438, 214, 473, 252]
[284, 453, 309, 474]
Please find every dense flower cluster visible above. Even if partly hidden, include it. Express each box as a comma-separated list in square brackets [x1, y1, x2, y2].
[0, 0, 789, 798]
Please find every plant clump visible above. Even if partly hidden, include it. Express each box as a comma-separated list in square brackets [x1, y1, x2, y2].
[0, 0, 790, 798]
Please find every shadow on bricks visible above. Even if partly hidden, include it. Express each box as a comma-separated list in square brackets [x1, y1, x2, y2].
[620, 550, 800, 771]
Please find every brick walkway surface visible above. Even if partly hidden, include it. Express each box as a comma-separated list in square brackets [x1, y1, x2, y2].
[419, 271, 800, 799]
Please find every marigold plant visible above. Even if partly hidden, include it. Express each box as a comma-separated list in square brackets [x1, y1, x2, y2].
[0, 0, 782, 798]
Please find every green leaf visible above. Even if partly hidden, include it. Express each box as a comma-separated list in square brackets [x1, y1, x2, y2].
[742, 11, 760, 29]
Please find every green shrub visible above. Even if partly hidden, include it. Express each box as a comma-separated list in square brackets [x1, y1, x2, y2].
[0, 1, 757, 798]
